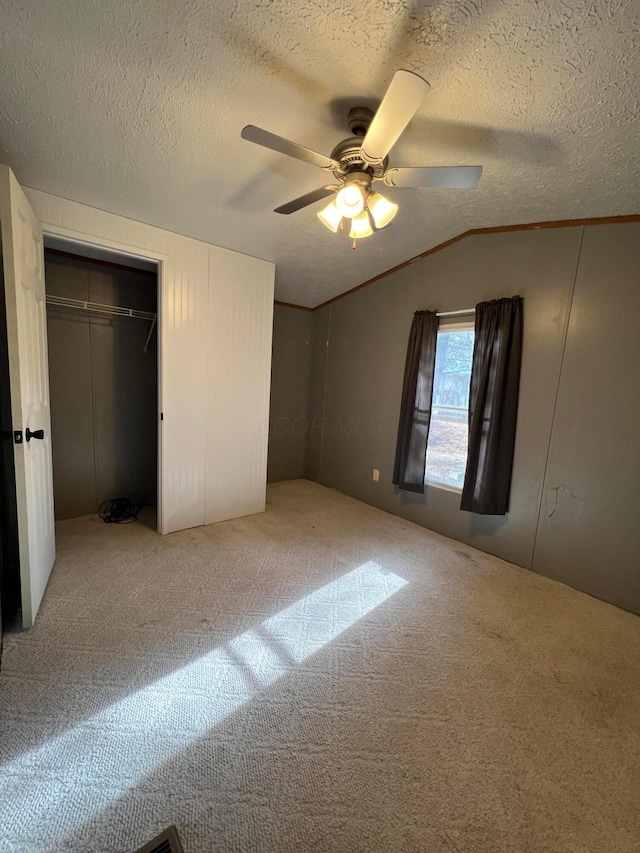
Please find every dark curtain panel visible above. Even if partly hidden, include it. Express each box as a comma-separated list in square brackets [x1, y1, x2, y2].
[461, 296, 523, 515]
[393, 310, 438, 493]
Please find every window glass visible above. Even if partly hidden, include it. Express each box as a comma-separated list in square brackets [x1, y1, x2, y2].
[425, 324, 475, 490]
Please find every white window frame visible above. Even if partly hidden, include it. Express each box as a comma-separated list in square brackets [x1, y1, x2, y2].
[425, 316, 475, 493]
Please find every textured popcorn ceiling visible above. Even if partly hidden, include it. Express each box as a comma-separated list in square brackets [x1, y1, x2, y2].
[1, 1, 639, 307]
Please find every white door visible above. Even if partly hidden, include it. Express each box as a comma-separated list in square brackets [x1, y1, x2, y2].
[0, 165, 55, 627]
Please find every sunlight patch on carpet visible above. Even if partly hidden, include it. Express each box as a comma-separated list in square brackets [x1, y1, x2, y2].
[1, 562, 407, 850]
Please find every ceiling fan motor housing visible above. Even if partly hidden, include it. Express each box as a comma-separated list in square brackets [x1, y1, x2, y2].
[347, 106, 374, 136]
[341, 170, 372, 194]
[330, 136, 388, 180]
[328, 105, 390, 179]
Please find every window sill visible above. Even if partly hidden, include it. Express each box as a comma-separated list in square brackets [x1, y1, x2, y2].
[425, 480, 463, 495]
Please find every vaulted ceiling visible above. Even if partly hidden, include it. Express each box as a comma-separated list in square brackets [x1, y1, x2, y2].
[2, 1, 639, 306]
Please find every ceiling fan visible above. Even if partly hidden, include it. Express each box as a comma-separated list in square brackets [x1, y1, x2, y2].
[241, 70, 482, 246]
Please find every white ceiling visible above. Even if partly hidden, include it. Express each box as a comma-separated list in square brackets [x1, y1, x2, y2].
[2, 1, 639, 307]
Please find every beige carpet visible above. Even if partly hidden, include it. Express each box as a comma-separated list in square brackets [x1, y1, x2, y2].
[0, 479, 638, 853]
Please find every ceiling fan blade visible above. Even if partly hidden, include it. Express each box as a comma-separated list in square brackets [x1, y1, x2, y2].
[383, 165, 483, 189]
[241, 125, 339, 171]
[274, 186, 336, 215]
[360, 70, 430, 166]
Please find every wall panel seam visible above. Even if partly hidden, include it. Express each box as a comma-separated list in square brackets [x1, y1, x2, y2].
[318, 306, 331, 483]
[300, 317, 312, 478]
[530, 225, 585, 571]
[303, 315, 316, 478]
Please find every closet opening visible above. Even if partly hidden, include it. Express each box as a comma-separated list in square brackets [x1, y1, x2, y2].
[43, 238, 159, 532]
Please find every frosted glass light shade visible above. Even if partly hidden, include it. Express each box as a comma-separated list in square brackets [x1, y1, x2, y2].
[317, 201, 342, 233]
[348, 211, 373, 239]
[336, 184, 365, 218]
[368, 193, 398, 229]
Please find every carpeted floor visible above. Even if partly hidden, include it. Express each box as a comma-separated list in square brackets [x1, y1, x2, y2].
[0, 480, 638, 853]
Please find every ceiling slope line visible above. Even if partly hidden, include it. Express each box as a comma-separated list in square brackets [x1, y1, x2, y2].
[274, 299, 313, 311]
[276, 213, 640, 313]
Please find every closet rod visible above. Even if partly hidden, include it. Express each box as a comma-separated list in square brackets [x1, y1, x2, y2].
[45, 294, 157, 352]
[45, 294, 156, 321]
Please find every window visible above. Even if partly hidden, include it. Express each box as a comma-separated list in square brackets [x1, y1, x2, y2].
[425, 320, 475, 491]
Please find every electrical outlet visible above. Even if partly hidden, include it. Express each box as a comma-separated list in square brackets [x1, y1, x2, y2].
[372, 468, 380, 482]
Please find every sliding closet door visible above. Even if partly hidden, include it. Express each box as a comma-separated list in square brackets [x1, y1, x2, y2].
[205, 249, 274, 524]
[159, 245, 210, 533]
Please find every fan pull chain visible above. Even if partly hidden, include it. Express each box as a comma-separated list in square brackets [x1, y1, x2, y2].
[352, 239, 357, 250]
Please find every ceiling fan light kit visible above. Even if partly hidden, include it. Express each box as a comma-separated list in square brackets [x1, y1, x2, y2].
[335, 178, 367, 218]
[368, 193, 398, 229]
[319, 170, 397, 242]
[317, 201, 342, 233]
[349, 210, 374, 241]
[241, 69, 482, 248]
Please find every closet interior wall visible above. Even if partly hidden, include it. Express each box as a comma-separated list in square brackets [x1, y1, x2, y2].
[44, 252, 157, 521]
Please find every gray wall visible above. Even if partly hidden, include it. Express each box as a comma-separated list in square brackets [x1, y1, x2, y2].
[531, 223, 640, 612]
[304, 223, 640, 615]
[305, 306, 330, 483]
[45, 254, 157, 520]
[267, 304, 312, 482]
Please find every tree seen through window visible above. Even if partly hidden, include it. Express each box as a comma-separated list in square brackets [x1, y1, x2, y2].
[426, 326, 475, 489]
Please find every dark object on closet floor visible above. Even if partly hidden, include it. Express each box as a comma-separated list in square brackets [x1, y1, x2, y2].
[134, 824, 184, 853]
[98, 496, 145, 524]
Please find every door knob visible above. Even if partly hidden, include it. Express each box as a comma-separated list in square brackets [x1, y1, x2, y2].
[26, 428, 45, 442]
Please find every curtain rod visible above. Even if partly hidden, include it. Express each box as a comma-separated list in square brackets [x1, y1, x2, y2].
[436, 308, 475, 317]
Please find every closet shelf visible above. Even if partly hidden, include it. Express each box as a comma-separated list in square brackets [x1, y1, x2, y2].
[45, 295, 157, 352]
